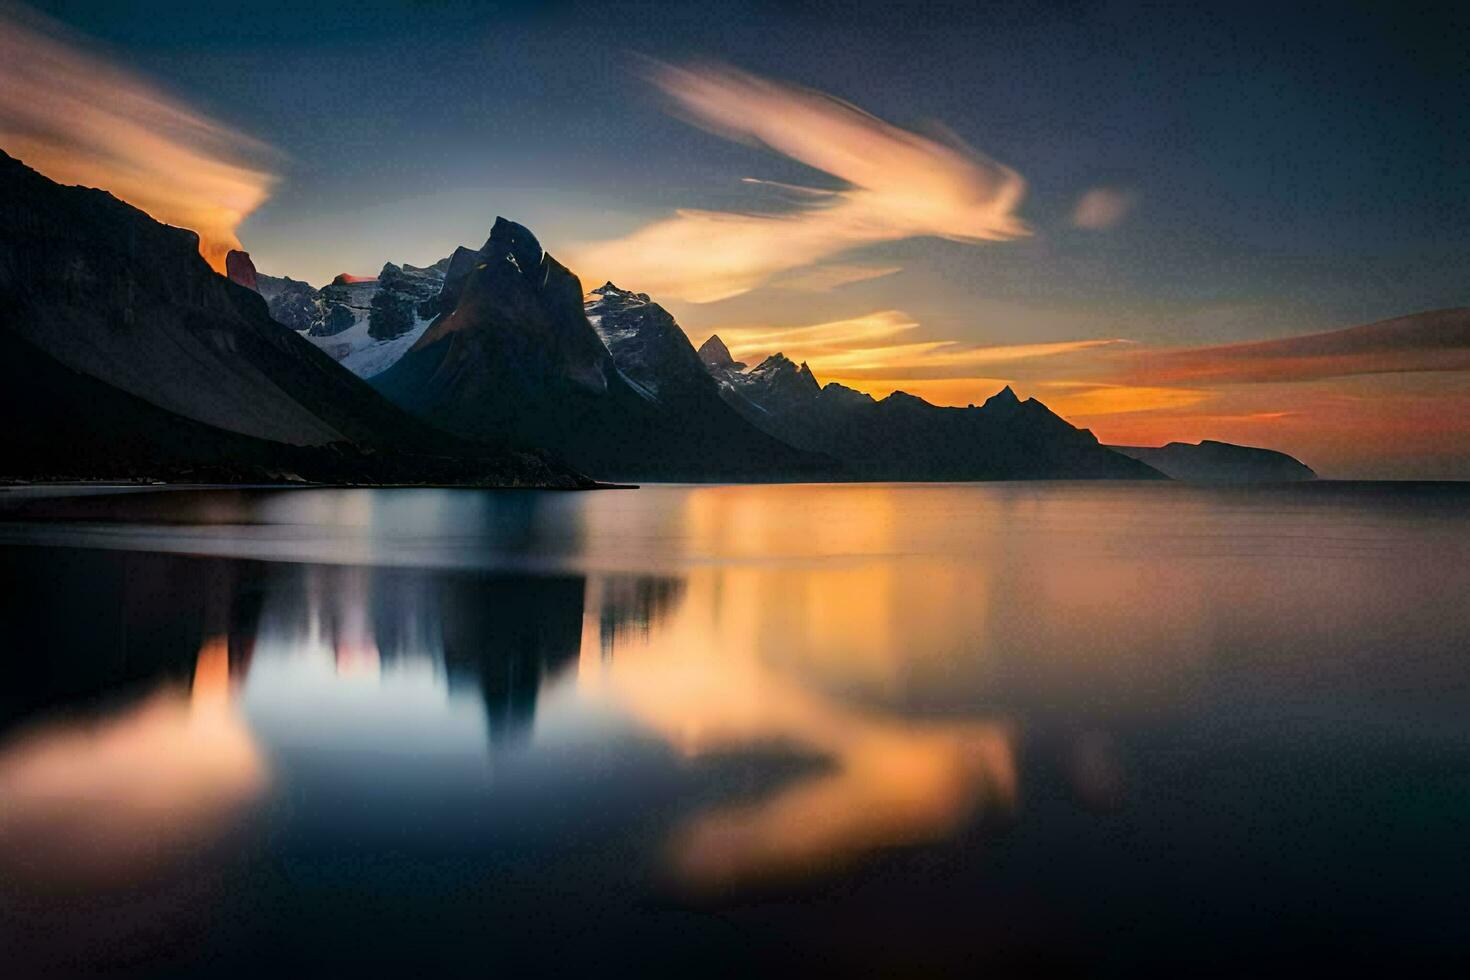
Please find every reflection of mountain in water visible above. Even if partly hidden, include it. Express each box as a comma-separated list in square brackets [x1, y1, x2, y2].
[597, 575, 687, 659]
[229, 563, 595, 743]
[439, 574, 587, 740]
[0, 545, 688, 747]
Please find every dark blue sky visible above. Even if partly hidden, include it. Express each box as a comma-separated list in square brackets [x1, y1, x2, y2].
[31, 0, 1458, 321]
[25, 0, 1470, 345]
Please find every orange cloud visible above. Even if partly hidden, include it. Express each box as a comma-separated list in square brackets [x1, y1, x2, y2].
[0, 6, 278, 272]
[571, 61, 1026, 302]
[771, 262, 903, 292]
[716, 309, 1125, 385]
[1030, 382, 1211, 417]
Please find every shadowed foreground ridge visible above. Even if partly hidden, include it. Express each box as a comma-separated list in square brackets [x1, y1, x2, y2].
[0, 150, 588, 487]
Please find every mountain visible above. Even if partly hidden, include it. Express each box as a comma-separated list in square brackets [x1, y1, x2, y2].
[699, 342, 825, 428]
[697, 334, 745, 371]
[371, 219, 833, 482]
[1109, 441, 1316, 482]
[255, 269, 324, 333]
[0, 149, 585, 487]
[697, 335, 1163, 481]
[585, 282, 725, 403]
[313, 273, 380, 337]
[228, 253, 450, 379]
[731, 352, 823, 414]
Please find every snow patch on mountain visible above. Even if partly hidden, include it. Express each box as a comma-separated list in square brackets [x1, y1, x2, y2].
[307, 313, 433, 380]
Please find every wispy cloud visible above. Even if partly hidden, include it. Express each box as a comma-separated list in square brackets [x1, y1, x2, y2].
[771, 262, 903, 293]
[571, 61, 1027, 302]
[0, 5, 278, 271]
[715, 309, 1125, 386]
[1071, 187, 1136, 230]
[1121, 308, 1470, 385]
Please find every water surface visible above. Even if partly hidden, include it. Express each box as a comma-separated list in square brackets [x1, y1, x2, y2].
[1, 482, 1467, 975]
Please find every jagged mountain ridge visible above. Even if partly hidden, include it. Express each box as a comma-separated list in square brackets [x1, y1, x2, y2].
[686, 329, 1161, 480]
[0, 150, 584, 486]
[759, 377, 1162, 480]
[371, 220, 834, 482]
[228, 249, 448, 378]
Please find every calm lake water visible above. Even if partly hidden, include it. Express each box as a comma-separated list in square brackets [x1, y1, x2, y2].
[1, 482, 1468, 976]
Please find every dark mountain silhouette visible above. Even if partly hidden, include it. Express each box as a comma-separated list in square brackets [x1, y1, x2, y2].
[1109, 441, 1316, 482]
[691, 333, 1163, 480]
[0, 150, 585, 486]
[371, 219, 833, 482]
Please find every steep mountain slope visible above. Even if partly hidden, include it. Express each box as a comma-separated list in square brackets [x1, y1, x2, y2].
[230, 251, 447, 379]
[226, 252, 325, 334]
[372, 219, 832, 482]
[585, 282, 724, 402]
[1110, 441, 1316, 482]
[0, 150, 584, 487]
[697, 332, 1163, 481]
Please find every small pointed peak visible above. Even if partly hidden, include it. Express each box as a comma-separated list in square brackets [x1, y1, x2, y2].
[797, 361, 820, 390]
[698, 333, 737, 369]
[983, 384, 1021, 409]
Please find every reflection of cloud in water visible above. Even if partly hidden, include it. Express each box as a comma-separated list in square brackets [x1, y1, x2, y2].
[0, 636, 265, 886]
[580, 570, 1016, 891]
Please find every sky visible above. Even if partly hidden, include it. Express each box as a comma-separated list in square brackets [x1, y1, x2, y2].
[3, 0, 1469, 477]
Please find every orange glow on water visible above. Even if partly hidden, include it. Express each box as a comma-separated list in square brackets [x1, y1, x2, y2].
[575, 549, 1017, 891]
[0, 636, 266, 886]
